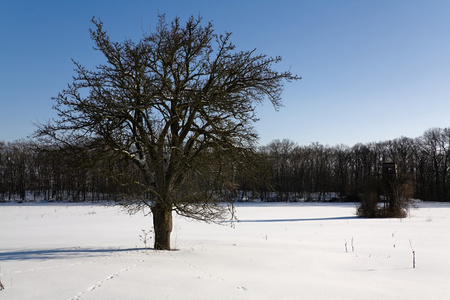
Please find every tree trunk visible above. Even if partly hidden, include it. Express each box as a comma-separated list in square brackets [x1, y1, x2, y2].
[151, 204, 173, 250]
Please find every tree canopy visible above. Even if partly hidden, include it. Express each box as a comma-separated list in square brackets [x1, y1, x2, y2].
[37, 15, 300, 249]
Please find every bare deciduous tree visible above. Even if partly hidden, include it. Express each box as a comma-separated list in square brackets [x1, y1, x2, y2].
[36, 15, 300, 250]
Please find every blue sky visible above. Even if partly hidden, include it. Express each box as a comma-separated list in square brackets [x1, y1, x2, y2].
[1, 0, 450, 146]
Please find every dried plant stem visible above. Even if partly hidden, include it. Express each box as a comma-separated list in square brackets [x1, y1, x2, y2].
[409, 239, 416, 268]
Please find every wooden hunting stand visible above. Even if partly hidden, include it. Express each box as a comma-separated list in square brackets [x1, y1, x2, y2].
[382, 162, 397, 182]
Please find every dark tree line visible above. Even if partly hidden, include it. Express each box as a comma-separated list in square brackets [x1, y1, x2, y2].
[1, 127, 449, 203]
[0, 140, 124, 202]
[254, 127, 450, 202]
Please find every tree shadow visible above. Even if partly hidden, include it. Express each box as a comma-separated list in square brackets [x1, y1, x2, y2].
[0, 247, 152, 261]
[236, 216, 357, 223]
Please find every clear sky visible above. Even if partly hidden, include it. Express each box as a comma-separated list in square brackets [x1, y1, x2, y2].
[1, 0, 450, 147]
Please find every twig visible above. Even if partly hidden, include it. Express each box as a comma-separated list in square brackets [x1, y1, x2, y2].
[0, 265, 4, 291]
[409, 239, 415, 268]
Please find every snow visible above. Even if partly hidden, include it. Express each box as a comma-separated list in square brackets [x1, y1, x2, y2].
[1, 201, 450, 299]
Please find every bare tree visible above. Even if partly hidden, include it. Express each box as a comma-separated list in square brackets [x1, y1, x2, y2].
[36, 15, 300, 250]
[418, 128, 450, 201]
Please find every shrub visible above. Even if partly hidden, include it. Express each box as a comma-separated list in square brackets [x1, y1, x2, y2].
[357, 191, 379, 218]
[357, 176, 414, 218]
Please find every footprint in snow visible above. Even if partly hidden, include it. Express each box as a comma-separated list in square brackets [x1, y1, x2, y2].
[106, 274, 118, 280]
[71, 263, 140, 299]
[236, 286, 248, 291]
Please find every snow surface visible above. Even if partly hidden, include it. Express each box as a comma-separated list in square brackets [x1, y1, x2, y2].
[1, 201, 449, 299]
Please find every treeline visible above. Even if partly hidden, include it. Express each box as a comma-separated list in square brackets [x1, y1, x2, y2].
[254, 127, 450, 202]
[0, 141, 125, 202]
[1, 127, 449, 202]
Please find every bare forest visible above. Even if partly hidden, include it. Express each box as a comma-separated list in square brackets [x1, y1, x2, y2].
[2, 127, 450, 204]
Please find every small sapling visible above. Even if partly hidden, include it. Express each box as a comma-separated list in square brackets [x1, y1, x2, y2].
[139, 229, 153, 249]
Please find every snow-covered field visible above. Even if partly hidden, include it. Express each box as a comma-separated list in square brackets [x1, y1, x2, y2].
[1, 201, 449, 299]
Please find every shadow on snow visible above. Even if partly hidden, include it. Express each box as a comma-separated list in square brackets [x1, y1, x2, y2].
[0, 247, 152, 261]
[235, 216, 357, 223]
